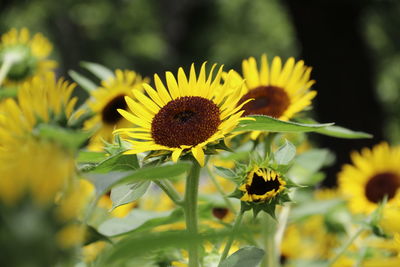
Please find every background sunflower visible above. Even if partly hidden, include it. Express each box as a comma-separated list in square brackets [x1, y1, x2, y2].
[84, 69, 148, 151]
[338, 142, 400, 214]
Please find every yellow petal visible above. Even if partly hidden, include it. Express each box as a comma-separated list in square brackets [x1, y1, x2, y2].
[172, 149, 183, 162]
[191, 146, 205, 166]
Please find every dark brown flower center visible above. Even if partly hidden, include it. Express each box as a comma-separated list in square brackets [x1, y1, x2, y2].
[151, 96, 221, 148]
[101, 95, 127, 125]
[365, 172, 400, 203]
[212, 207, 229, 220]
[247, 172, 281, 196]
[239, 86, 290, 118]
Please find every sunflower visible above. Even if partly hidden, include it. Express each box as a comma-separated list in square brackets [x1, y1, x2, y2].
[231, 54, 316, 139]
[115, 63, 249, 166]
[338, 142, 400, 214]
[84, 69, 148, 151]
[0, 72, 77, 143]
[239, 166, 286, 202]
[0, 28, 57, 86]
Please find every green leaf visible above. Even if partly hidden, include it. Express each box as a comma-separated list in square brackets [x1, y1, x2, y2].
[295, 118, 372, 139]
[288, 149, 332, 185]
[83, 153, 139, 173]
[117, 162, 191, 184]
[86, 162, 191, 198]
[214, 166, 237, 179]
[84, 225, 112, 245]
[234, 115, 333, 133]
[274, 139, 296, 165]
[315, 125, 372, 139]
[290, 199, 345, 221]
[98, 210, 173, 237]
[110, 181, 151, 211]
[68, 70, 97, 92]
[77, 151, 107, 163]
[35, 124, 90, 150]
[219, 246, 265, 267]
[98, 230, 231, 265]
[81, 61, 114, 81]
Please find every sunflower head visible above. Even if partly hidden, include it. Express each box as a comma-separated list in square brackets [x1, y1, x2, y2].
[230, 54, 316, 139]
[338, 142, 400, 214]
[115, 63, 250, 166]
[0, 28, 56, 86]
[239, 166, 286, 202]
[84, 69, 149, 151]
[0, 72, 84, 153]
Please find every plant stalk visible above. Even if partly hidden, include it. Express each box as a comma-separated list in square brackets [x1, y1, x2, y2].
[219, 209, 245, 264]
[154, 179, 183, 206]
[184, 160, 201, 267]
[327, 227, 364, 266]
[262, 213, 278, 267]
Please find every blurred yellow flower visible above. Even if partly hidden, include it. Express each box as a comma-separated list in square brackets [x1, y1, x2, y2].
[338, 142, 400, 214]
[0, 138, 75, 206]
[84, 69, 149, 151]
[0, 72, 77, 144]
[0, 28, 57, 86]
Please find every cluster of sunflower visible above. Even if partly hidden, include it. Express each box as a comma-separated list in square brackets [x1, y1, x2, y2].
[1, 27, 399, 267]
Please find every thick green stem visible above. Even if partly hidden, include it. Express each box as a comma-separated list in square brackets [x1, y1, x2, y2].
[154, 179, 183, 206]
[327, 228, 364, 267]
[262, 213, 278, 267]
[206, 166, 237, 214]
[219, 209, 244, 264]
[184, 160, 201, 267]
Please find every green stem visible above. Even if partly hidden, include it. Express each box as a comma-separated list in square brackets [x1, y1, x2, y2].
[263, 133, 277, 158]
[184, 160, 201, 267]
[154, 179, 183, 206]
[262, 213, 278, 267]
[206, 166, 237, 214]
[219, 209, 245, 264]
[327, 228, 364, 267]
[275, 205, 291, 251]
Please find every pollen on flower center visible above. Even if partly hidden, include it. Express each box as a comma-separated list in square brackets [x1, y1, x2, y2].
[151, 96, 221, 148]
[101, 95, 127, 125]
[239, 85, 290, 118]
[248, 173, 281, 196]
[365, 172, 400, 203]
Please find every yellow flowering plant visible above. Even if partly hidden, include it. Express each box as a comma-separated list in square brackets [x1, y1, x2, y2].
[4, 27, 399, 267]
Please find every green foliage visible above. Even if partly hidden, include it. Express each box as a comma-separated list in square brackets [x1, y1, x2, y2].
[35, 123, 91, 150]
[68, 70, 97, 92]
[273, 139, 296, 166]
[80, 61, 114, 81]
[219, 246, 265, 267]
[86, 162, 191, 199]
[110, 181, 151, 211]
[234, 115, 333, 133]
[98, 209, 178, 237]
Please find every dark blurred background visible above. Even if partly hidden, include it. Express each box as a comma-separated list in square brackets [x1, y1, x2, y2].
[1, 0, 399, 186]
